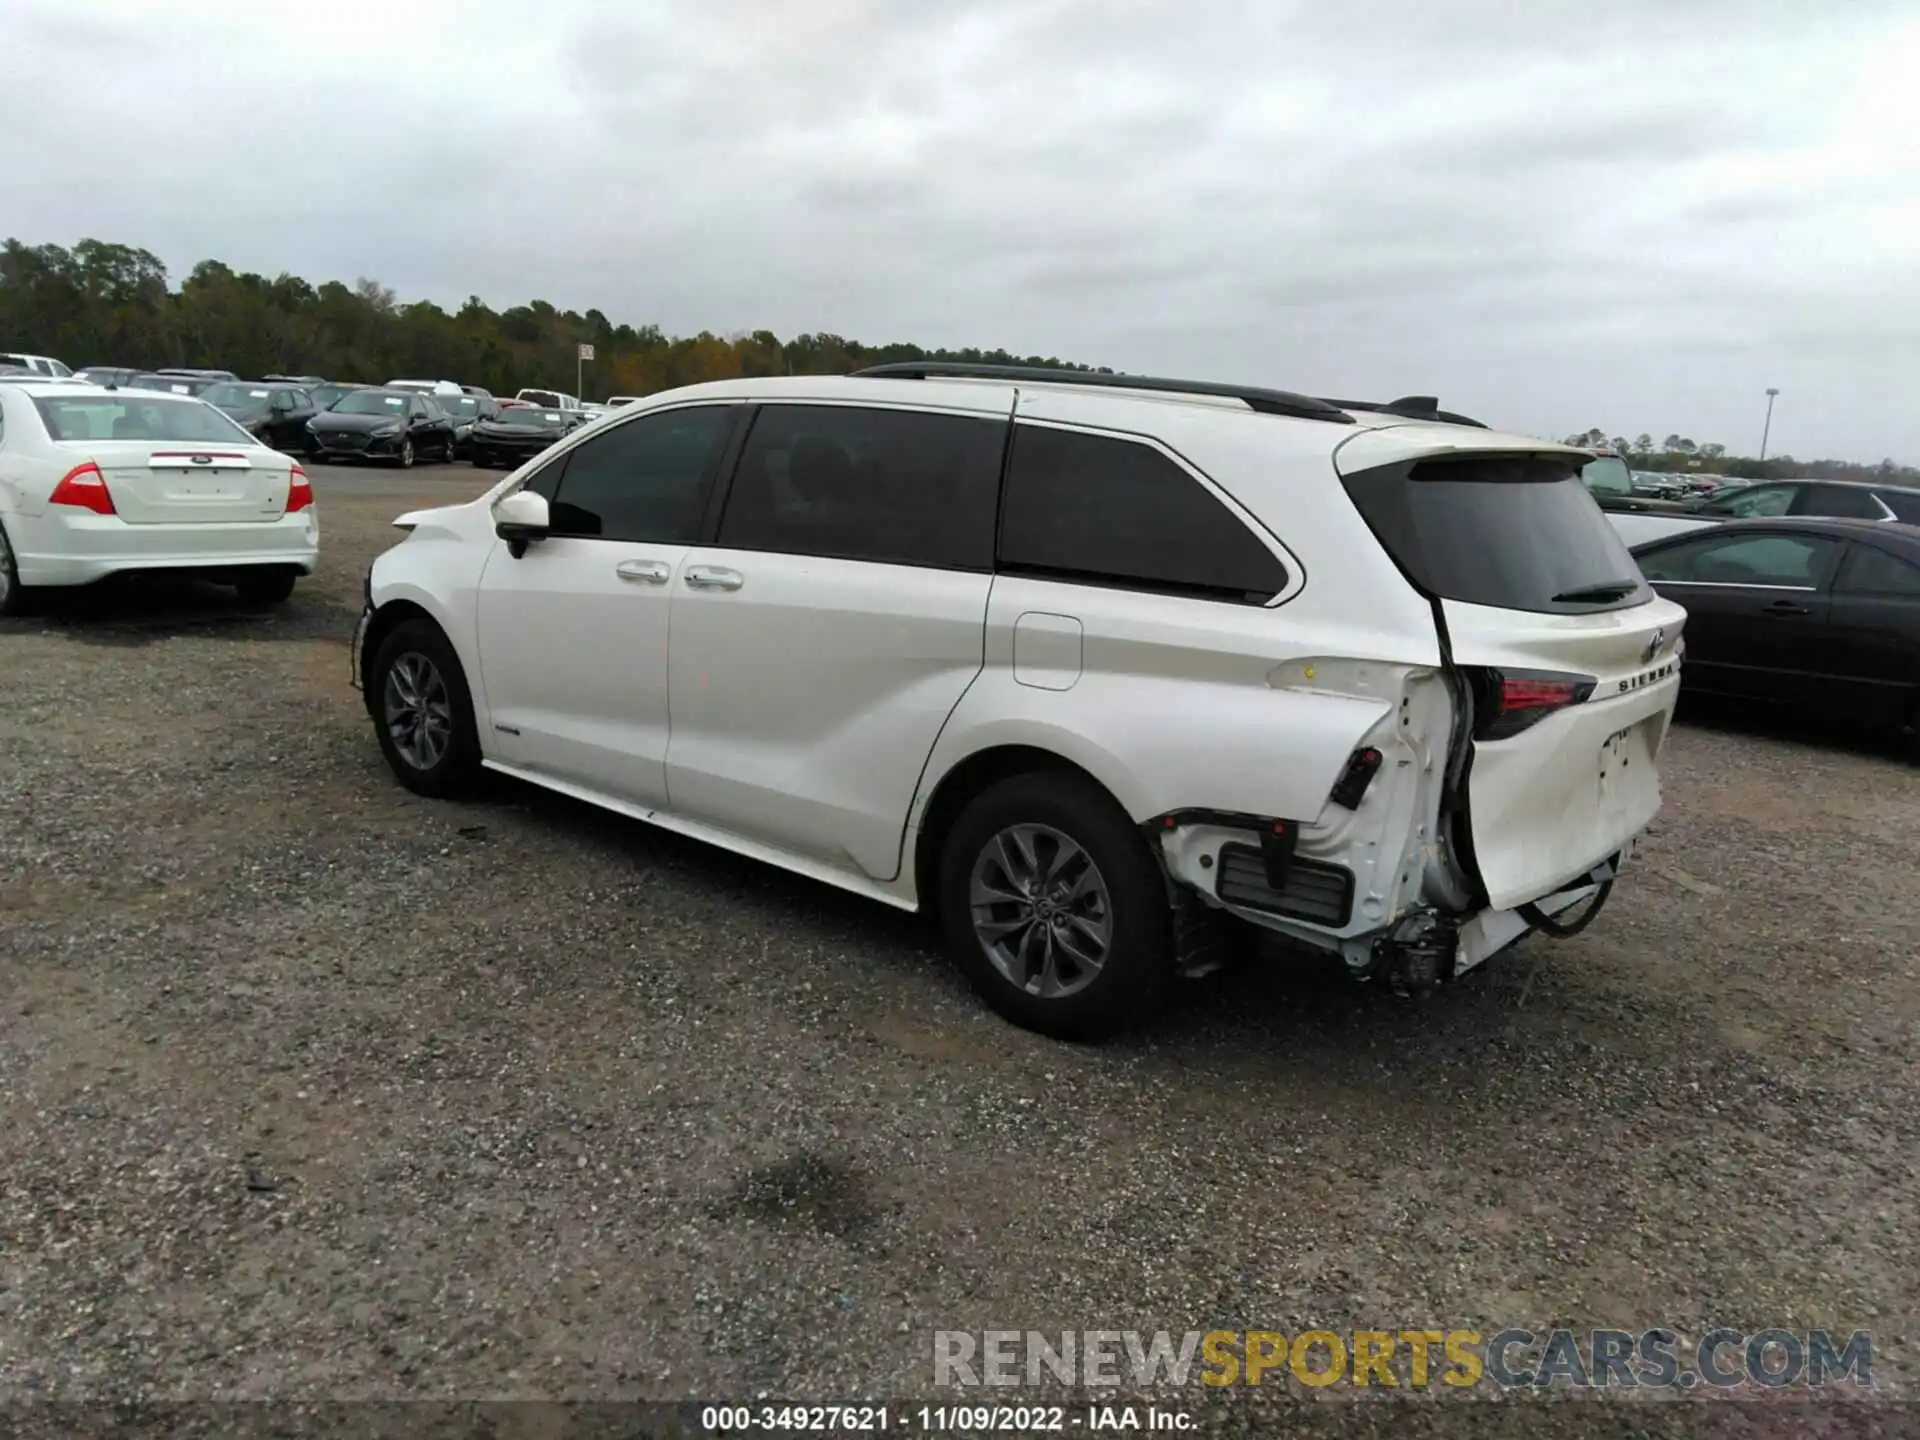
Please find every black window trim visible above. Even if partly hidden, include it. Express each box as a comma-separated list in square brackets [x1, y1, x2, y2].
[700, 397, 1016, 575]
[1637, 526, 1845, 592]
[510, 398, 747, 543]
[993, 416, 1303, 607]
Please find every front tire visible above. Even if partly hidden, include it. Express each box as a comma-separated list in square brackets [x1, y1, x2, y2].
[0, 521, 38, 618]
[938, 771, 1171, 1041]
[368, 618, 481, 797]
[396, 438, 415, 469]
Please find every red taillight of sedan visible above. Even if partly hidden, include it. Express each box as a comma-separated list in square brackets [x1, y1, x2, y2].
[48, 461, 116, 515]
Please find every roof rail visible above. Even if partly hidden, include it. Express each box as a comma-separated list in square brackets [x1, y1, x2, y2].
[1322, 395, 1489, 429]
[850, 361, 1356, 424]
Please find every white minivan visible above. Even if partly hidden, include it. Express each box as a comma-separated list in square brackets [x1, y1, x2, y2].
[352, 365, 1684, 1038]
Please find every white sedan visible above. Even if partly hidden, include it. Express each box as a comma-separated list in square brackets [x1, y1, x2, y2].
[0, 382, 317, 615]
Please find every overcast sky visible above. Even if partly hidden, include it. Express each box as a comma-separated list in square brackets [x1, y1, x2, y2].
[4, 0, 1917, 461]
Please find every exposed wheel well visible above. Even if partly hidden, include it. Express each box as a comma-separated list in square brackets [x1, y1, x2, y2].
[911, 745, 1127, 918]
[358, 600, 436, 709]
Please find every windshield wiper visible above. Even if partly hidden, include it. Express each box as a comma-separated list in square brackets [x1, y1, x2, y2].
[1552, 581, 1640, 603]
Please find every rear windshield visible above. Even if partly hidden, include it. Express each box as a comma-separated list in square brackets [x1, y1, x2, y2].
[333, 391, 410, 415]
[32, 394, 257, 444]
[203, 384, 273, 408]
[132, 374, 209, 395]
[1342, 454, 1650, 614]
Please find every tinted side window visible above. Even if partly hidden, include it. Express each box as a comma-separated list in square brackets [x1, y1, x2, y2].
[1703, 484, 1793, 517]
[1637, 533, 1838, 587]
[718, 404, 1003, 569]
[1793, 484, 1884, 520]
[548, 404, 731, 543]
[1838, 544, 1920, 595]
[999, 425, 1287, 603]
[1879, 490, 1920, 524]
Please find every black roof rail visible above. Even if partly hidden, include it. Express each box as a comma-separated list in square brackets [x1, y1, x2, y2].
[850, 361, 1356, 424]
[1322, 394, 1489, 429]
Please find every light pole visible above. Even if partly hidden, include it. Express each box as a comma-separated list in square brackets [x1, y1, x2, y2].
[1759, 387, 1779, 461]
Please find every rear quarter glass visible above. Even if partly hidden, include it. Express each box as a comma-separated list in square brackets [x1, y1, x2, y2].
[1341, 454, 1650, 615]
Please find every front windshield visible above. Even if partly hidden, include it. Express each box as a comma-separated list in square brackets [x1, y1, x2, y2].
[332, 391, 411, 416]
[496, 409, 566, 428]
[203, 383, 274, 409]
[1580, 456, 1633, 498]
[33, 394, 259, 445]
[439, 396, 480, 418]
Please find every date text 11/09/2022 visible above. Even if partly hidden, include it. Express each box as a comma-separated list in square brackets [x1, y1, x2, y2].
[700, 1406, 1193, 1432]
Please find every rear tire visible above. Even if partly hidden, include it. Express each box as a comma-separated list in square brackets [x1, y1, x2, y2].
[0, 521, 39, 618]
[938, 771, 1171, 1041]
[368, 618, 481, 797]
[234, 570, 296, 606]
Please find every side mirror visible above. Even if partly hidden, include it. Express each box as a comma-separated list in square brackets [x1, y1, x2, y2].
[493, 488, 550, 557]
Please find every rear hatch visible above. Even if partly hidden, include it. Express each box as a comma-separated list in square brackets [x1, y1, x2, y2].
[1338, 442, 1688, 911]
[82, 442, 293, 524]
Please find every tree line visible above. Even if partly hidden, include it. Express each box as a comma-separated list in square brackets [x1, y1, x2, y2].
[1561, 428, 1915, 485]
[5, 237, 1908, 481]
[0, 237, 1103, 399]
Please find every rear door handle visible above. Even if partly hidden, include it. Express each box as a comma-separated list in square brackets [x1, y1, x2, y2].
[684, 565, 744, 591]
[615, 559, 671, 585]
[1763, 599, 1810, 616]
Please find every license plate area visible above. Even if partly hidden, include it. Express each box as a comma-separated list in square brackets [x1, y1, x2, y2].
[1598, 716, 1660, 822]
[152, 469, 245, 498]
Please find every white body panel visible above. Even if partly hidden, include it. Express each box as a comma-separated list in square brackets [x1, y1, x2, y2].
[473, 535, 687, 809]
[1439, 596, 1685, 910]
[664, 549, 993, 880]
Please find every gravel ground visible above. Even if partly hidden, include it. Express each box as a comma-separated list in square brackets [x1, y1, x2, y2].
[1, 463, 1915, 1437]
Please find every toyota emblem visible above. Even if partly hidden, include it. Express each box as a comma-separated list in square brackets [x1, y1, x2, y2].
[190, 454, 212, 465]
[1642, 627, 1666, 664]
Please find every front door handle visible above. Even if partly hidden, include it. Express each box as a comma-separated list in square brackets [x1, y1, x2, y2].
[1763, 598, 1810, 616]
[615, 559, 671, 585]
[684, 565, 744, 591]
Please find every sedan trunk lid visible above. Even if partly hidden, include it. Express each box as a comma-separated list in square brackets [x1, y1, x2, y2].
[80, 441, 294, 524]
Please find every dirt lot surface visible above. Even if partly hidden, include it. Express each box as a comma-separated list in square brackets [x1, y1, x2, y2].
[2, 464, 1915, 1436]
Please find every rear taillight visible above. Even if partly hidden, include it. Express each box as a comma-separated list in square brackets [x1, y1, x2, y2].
[49, 461, 115, 515]
[1469, 667, 1595, 740]
[286, 464, 313, 513]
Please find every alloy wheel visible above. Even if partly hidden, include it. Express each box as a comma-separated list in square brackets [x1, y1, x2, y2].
[382, 652, 452, 771]
[968, 823, 1114, 998]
